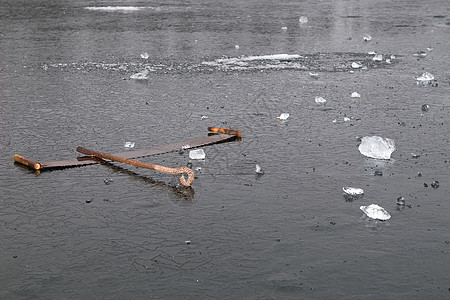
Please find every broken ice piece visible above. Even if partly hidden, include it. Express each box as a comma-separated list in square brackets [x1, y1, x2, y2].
[343, 117, 351, 122]
[281, 26, 288, 30]
[396, 196, 405, 206]
[189, 149, 206, 160]
[413, 51, 427, 57]
[360, 204, 391, 220]
[255, 164, 264, 174]
[140, 52, 149, 59]
[351, 92, 361, 98]
[277, 113, 289, 120]
[200, 115, 209, 120]
[358, 136, 395, 160]
[299, 16, 308, 23]
[372, 54, 383, 61]
[124, 142, 135, 148]
[351, 62, 362, 69]
[416, 72, 434, 82]
[343, 187, 364, 201]
[130, 69, 149, 80]
[309, 72, 319, 78]
[235, 45, 240, 49]
[363, 34, 372, 41]
[315, 96, 327, 104]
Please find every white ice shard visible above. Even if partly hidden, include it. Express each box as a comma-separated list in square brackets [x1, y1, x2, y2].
[140, 52, 149, 59]
[358, 136, 395, 160]
[416, 72, 434, 82]
[351, 92, 361, 98]
[189, 149, 206, 160]
[130, 69, 149, 80]
[299, 16, 308, 23]
[360, 204, 391, 220]
[277, 113, 289, 120]
[124, 142, 135, 148]
[351, 62, 363, 69]
[343, 187, 364, 196]
[315, 96, 327, 104]
[255, 164, 264, 174]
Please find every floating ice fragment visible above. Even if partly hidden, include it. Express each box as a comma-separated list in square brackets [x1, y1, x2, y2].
[315, 96, 327, 104]
[343, 187, 364, 201]
[351, 92, 361, 98]
[358, 136, 395, 160]
[416, 72, 434, 81]
[182, 144, 191, 150]
[281, 26, 288, 30]
[351, 62, 362, 69]
[235, 45, 240, 49]
[332, 119, 337, 124]
[200, 115, 209, 120]
[189, 149, 206, 160]
[363, 34, 372, 41]
[124, 142, 135, 148]
[343, 187, 364, 196]
[386, 59, 391, 64]
[396, 196, 405, 206]
[427, 47, 433, 51]
[309, 72, 319, 78]
[360, 204, 391, 220]
[299, 16, 308, 23]
[130, 69, 149, 80]
[372, 54, 383, 61]
[255, 164, 264, 174]
[343, 117, 351, 122]
[368, 51, 377, 55]
[140, 52, 149, 59]
[276, 113, 289, 120]
[185, 240, 191, 245]
[413, 51, 427, 57]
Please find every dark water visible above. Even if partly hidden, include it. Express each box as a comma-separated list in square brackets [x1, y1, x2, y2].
[1, 0, 449, 299]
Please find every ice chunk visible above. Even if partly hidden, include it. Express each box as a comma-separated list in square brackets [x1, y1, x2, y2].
[315, 96, 327, 104]
[130, 69, 149, 80]
[343, 117, 351, 122]
[396, 196, 405, 206]
[309, 72, 319, 78]
[358, 136, 395, 159]
[140, 52, 149, 59]
[416, 72, 434, 81]
[343, 187, 364, 201]
[189, 149, 206, 160]
[363, 34, 372, 41]
[200, 115, 209, 120]
[281, 26, 288, 31]
[235, 45, 240, 49]
[351, 62, 362, 69]
[124, 142, 135, 148]
[255, 164, 264, 174]
[360, 204, 391, 220]
[299, 16, 308, 23]
[351, 92, 361, 98]
[372, 54, 383, 61]
[276, 113, 289, 120]
[413, 51, 427, 57]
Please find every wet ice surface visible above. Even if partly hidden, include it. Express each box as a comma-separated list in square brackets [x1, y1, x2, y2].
[1, 0, 450, 299]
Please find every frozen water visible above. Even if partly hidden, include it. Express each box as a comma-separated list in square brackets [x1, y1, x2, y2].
[416, 72, 434, 81]
[315, 96, 327, 104]
[396, 196, 406, 206]
[299, 16, 308, 23]
[235, 45, 240, 49]
[351, 92, 361, 98]
[372, 54, 383, 61]
[343, 187, 364, 196]
[140, 52, 149, 59]
[360, 204, 391, 220]
[343, 187, 364, 201]
[130, 69, 149, 80]
[358, 136, 395, 160]
[343, 117, 351, 122]
[413, 51, 427, 57]
[351, 62, 362, 69]
[309, 72, 319, 78]
[189, 149, 206, 160]
[255, 164, 264, 174]
[124, 142, 135, 148]
[277, 113, 289, 120]
[281, 26, 287, 31]
[363, 34, 372, 41]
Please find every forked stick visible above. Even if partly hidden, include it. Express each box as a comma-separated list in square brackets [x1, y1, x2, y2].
[76, 146, 194, 187]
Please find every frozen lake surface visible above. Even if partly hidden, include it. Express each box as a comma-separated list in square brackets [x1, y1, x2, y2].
[1, 0, 449, 299]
